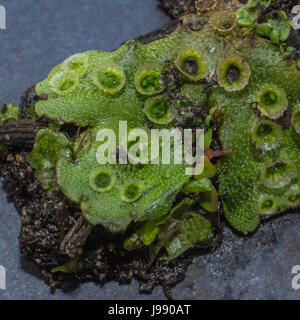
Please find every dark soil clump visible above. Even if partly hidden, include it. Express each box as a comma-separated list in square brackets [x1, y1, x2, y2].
[159, 0, 196, 18]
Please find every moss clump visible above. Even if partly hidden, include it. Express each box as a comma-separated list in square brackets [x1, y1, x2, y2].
[15, 0, 299, 263]
[29, 129, 72, 191]
[0, 103, 21, 155]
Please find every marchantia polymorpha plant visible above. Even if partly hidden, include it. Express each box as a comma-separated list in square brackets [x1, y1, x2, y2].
[0, 0, 299, 288]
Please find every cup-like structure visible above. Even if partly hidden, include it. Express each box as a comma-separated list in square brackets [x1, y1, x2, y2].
[175, 47, 208, 81]
[283, 184, 300, 208]
[92, 64, 126, 94]
[89, 169, 116, 192]
[216, 55, 251, 92]
[134, 64, 164, 96]
[209, 11, 237, 35]
[62, 53, 89, 76]
[144, 94, 176, 125]
[258, 195, 279, 216]
[121, 181, 145, 203]
[195, 0, 217, 12]
[256, 85, 288, 119]
[49, 70, 79, 96]
[251, 119, 282, 151]
[260, 159, 295, 189]
[291, 105, 300, 135]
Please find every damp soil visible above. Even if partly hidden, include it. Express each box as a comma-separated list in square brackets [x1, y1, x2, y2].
[226, 65, 240, 84]
[184, 58, 199, 76]
[159, 0, 197, 18]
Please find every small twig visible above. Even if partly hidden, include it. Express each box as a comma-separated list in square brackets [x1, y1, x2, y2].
[0, 120, 42, 149]
[205, 149, 225, 160]
[59, 215, 92, 259]
[73, 128, 91, 159]
[55, 200, 68, 243]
